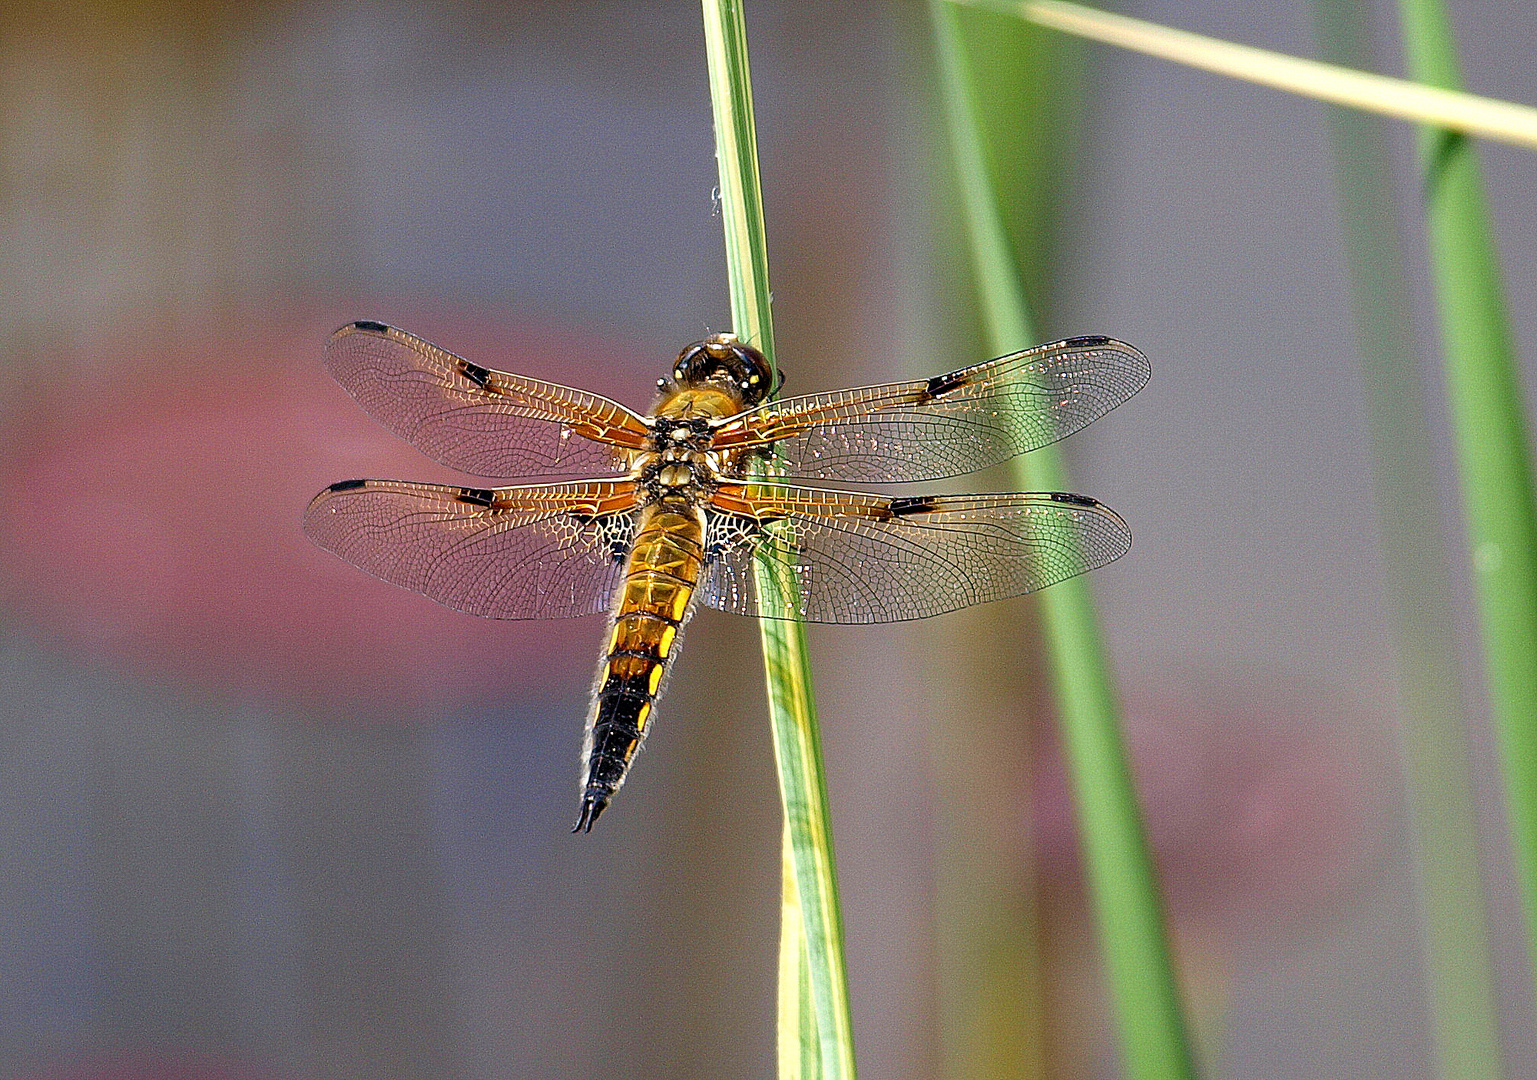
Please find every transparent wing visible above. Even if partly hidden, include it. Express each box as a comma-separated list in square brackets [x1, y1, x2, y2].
[699, 483, 1130, 623]
[710, 336, 1148, 483]
[325, 321, 653, 479]
[304, 477, 638, 619]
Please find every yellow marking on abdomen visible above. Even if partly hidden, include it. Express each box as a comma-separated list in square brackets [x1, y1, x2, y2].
[580, 505, 708, 812]
[574, 374, 749, 830]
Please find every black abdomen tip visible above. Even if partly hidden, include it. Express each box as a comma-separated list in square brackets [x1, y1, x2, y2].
[572, 795, 609, 834]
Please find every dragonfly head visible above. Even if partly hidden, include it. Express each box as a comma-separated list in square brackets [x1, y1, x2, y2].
[670, 334, 776, 408]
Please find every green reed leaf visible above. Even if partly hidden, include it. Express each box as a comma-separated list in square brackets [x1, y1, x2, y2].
[932, 4, 1197, 1079]
[1397, 0, 1537, 1023]
[1311, 6, 1505, 1079]
[700, 3, 857, 1078]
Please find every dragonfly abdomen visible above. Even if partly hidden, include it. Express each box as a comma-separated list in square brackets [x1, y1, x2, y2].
[574, 507, 705, 832]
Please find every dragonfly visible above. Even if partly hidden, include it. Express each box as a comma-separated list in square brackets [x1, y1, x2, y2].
[305, 321, 1148, 831]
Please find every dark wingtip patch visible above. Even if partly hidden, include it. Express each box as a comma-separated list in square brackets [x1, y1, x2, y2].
[889, 495, 939, 517]
[1050, 492, 1100, 508]
[1062, 334, 1112, 349]
[326, 478, 370, 492]
[351, 320, 391, 333]
[455, 487, 496, 507]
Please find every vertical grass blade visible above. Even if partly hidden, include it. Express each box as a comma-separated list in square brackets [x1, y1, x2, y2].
[1396, 0, 1537, 1001]
[702, 0, 773, 344]
[700, 3, 857, 1078]
[778, 825, 823, 1080]
[1312, 6, 1505, 1078]
[929, 11, 1082, 1080]
[932, 4, 1197, 1079]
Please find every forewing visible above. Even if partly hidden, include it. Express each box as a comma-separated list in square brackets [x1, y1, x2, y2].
[700, 484, 1130, 623]
[326, 321, 652, 478]
[304, 478, 637, 619]
[711, 336, 1148, 483]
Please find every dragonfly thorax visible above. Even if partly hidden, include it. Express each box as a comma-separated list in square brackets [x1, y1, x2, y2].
[649, 417, 714, 452]
[637, 442, 718, 501]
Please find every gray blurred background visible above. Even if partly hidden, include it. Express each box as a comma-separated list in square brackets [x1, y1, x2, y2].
[0, 1, 1533, 1078]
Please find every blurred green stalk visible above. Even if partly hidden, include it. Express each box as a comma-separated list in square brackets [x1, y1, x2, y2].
[1396, 0, 1537, 1005]
[1312, 6, 1505, 1079]
[927, 11, 1081, 1079]
[931, 5, 1197, 1079]
[700, 3, 857, 1078]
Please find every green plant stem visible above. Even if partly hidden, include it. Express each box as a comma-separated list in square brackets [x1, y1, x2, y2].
[1312, 6, 1504, 1079]
[700, 3, 857, 1078]
[1397, 0, 1537, 1006]
[932, 5, 1196, 1079]
[930, 11, 1080, 1080]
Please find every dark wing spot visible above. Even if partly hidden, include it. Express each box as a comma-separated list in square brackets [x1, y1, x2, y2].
[458, 359, 493, 388]
[1062, 334, 1112, 349]
[889, 495, 939, 517]
[352, 320, 391, 333]
[326, 478, 370, 492]
[1050, 492, 1100, 508]
[455, 487, 497, 507]
[922, 369, 970, 401]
